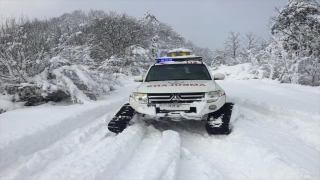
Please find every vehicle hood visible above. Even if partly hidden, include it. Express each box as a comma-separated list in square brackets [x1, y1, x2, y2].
[135, 80, 217, 93]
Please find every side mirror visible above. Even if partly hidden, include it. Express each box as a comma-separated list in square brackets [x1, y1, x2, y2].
[134, 76, 143, 82]
[213, 73, 225, 80]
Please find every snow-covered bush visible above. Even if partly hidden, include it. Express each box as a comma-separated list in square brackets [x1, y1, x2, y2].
[0, 10, 215, 110]
[211, 63, 262, 81]
[269, 0, 320, 86]
[31, 49, 120, 103]
[0, 93, 25, 113]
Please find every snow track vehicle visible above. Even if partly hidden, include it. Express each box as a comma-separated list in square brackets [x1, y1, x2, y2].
[108, 48, 237, 135]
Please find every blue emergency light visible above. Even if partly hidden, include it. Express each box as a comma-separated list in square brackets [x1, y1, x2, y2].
[155, 54, 203, 63]
[156, 58, 173, 63]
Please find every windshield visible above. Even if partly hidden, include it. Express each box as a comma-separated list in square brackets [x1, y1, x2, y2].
[145, 64, 212, 82]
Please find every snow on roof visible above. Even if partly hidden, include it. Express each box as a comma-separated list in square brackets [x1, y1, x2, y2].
[168, 48, 192, 53]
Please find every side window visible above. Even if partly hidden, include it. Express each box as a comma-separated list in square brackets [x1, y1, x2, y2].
[146, 67, 156, 81]
[151, 68, 162, 80]
[201, 66, 210, 77]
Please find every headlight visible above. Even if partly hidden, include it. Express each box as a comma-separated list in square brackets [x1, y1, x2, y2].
[207, 91, 222, 102]
[132, 93, 148, 104]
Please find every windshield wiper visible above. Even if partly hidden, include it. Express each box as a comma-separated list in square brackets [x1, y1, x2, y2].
[145, 80, 168, 82]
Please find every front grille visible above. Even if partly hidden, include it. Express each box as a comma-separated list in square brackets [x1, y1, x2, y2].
[148, 93, 205, 104]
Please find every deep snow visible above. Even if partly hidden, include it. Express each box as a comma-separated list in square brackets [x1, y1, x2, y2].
[0, 65, 319, 180]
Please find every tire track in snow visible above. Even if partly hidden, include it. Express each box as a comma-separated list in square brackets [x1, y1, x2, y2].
[141, 130, 180, 180]
[229, 96, 320, 178]
[152, 118, 316, 180]
[30, 121, 146, 180]
[178, 147, 223, 180]
[0, 80, 139, 173]
[232, 98, 320, 178]
[114, 126, 181, 180]
[1, 112, 116, 180]
[229, 96, 320, 151]
[179, 128, 314, 180]
[237, 119, 320, 178]
[113, 121, 225, 180]
[2, 79, 319, 180]
[0, 97, 128, 172]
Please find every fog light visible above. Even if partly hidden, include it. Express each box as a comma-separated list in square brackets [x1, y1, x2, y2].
[209, 105, 217, 110]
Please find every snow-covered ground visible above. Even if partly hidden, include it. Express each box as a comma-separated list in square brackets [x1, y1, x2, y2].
[1, 66, 319, 180]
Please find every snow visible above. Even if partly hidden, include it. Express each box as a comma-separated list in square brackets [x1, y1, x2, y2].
[131, 46, 148, 55]
[1, 73, 320, 179]
[0, 99, 24, 112]
[210, 63, 260, 81]
[137, 106, 156, 116]
[211, 64, 320, 113]
[0, 94, 25, 112]
[168, 48, 192, 53]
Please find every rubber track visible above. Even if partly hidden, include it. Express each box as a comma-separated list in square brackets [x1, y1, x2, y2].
[205, 102, 234, 135]
[108, 103, 135, 134]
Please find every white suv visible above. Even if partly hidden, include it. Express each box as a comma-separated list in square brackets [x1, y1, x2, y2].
[108, 49, 236, 135]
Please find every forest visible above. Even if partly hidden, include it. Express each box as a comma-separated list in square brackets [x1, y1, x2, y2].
[213, 0, 319, 86]
[0, 0, 319, 108]
[0, 10, 213, 106]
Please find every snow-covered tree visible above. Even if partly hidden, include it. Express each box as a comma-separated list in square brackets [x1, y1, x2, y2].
[212, 48, 228, 66]
[270, 0, 320, 85]
[0, 10, 216, 107]
[89, 12, 148, 62]
[225, 31, 241, 64]
[211, 0, 319, 86]
[240, 32, 261, 63]
[271, 0, 320, 56]
[150, 35, 160, 58]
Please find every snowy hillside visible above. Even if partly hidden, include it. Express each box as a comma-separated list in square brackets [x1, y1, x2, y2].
[0, 71, 320, 179]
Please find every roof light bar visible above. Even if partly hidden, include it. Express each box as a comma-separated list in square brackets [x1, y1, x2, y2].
[155, 56, 203, 63]
[167, 51, 191, 57]
[156, 58, 173, 63]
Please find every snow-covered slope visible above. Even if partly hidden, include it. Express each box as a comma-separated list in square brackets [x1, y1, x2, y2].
[0, 75, 319, 180]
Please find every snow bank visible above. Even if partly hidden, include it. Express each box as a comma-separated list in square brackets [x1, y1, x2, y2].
[3, 114, 111, 180]
[231, 97, 320, 151]
[0, 94, 25, 113]
[0, 98, 24, 113]
[211, 63, 276, 82]
[218, 79, 319, 113]
[1, 74, 319, 179]
[0, 79, 139, 171]
[180, 126, 318, 180]
[215, 76, 320, 150]
[211, 63, 256, 80]
[0, 98, 128, 170]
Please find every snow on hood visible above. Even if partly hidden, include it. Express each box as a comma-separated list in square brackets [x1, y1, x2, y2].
[135, 80, 217, 93]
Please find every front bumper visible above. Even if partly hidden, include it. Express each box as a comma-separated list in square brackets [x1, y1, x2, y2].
[129, 95, 226, 120]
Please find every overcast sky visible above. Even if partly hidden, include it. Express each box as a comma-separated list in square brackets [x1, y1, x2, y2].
[0, 0, 288, 51]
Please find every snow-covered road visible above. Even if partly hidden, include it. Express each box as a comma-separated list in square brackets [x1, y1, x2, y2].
[1, 77, 319, 180]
